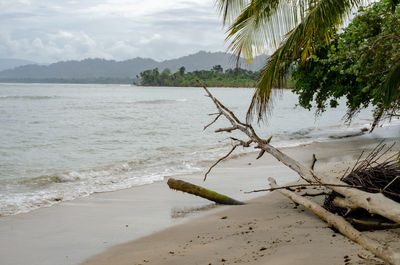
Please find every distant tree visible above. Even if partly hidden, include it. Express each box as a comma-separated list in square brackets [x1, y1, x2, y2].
[179, 66, 186, 76]
[212, 65, 223, 73]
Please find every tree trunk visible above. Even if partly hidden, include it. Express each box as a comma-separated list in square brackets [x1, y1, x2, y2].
[167, 178, 244, 205]
[268, 177, 400, 265]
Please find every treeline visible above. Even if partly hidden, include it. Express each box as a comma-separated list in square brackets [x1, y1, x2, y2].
[136, 65, 261, 87]
[0, 77, 135, 84]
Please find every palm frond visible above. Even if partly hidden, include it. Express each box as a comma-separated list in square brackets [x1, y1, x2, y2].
[247, 0, 363, 122]
[226, 0, 298, 61]
[224, 0, 328, 62]
[215, 0, 249, 25]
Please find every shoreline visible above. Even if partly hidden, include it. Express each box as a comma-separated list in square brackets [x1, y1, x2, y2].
[82, 140, 400, 265]
[0, 137, 399, 265]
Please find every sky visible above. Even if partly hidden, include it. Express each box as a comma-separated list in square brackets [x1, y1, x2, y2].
[0, 0, 227, 63]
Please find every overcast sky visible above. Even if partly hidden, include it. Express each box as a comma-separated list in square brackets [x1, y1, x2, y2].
[0, 0, 228, 63]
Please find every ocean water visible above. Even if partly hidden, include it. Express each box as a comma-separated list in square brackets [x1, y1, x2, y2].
[0, 83, 398, 216]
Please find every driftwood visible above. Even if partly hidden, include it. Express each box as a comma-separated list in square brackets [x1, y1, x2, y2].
[258, 141, 400, 224]
[167, 178, 244, 205]
[349, 218, 400, 231]
[268, 177, 400, 265]
[197, 79, 400, 224]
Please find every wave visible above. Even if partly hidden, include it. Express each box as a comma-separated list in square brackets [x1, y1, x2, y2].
[0, 154, 202, 216]
[18, 174, 80, 186]
[134, 99, 188, 105]
[0, 95, 61, 100]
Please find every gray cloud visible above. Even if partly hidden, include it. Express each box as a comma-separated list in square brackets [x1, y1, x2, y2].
[0, 0, 227, 63]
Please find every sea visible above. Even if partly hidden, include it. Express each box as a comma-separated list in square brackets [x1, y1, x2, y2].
[0, 83, 399, 217]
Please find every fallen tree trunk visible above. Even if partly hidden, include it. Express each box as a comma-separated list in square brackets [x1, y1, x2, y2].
[167, 178, 244, 205]
[268, 177, 400, 265]
[196, 79, 400, 224]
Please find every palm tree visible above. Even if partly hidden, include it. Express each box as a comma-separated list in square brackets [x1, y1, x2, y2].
[215, 0, 400, 122]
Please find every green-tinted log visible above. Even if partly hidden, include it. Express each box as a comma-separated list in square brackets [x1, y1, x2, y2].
[167, 178, 244, 205]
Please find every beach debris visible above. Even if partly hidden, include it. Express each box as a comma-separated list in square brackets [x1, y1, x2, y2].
[167, 178, 244, 205]
[221, 216, 228, 219]
[268, 177, 400, 265]
[196, 79, 400, 265]
[328, 127, 368, 139]
[323, 143, 400, 230]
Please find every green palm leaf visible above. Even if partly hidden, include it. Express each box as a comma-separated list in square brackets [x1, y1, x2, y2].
[215, 0, 248, 25]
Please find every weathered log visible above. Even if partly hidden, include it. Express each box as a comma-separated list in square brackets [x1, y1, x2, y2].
[333, 197, 359, 210]
[167, 178, 244, 205]
[268, 177, 400, 265]
[259, 141, 400, 224]
[333, 197, 400, 231]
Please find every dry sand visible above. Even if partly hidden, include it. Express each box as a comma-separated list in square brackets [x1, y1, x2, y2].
[82, 141, 400, 265]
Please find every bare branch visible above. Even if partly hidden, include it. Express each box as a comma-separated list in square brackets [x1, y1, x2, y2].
[215, 126, 238, 133]
[256, 150, 265, 160]
[311, 154, 317, 170]
[204, 144, 238, 181]
[383, 176, 400, 191]
[245, 183, 400, 199]
[203, 113, 222, 131]
[262, 136, 273, 145]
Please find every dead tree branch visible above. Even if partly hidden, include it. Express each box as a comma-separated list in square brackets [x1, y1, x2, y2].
[204, 144, 239, 181]
[311, 154, 317, 170]
[197, 78, 400, 224]
[204, 113, 221, 131]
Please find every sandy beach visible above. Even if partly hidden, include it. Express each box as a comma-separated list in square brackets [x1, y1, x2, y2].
[1, 134, 399, 265]
[81, 139, 400, 265]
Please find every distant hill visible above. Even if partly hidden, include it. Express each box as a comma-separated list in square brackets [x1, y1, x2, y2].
[0, 51, 268, 84]
[0, 58, 37, 72]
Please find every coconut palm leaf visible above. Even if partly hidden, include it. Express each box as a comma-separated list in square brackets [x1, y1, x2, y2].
[226, 0, 300, 61]
[215, 0, 248, 25]
[218, 0, 314, 61]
